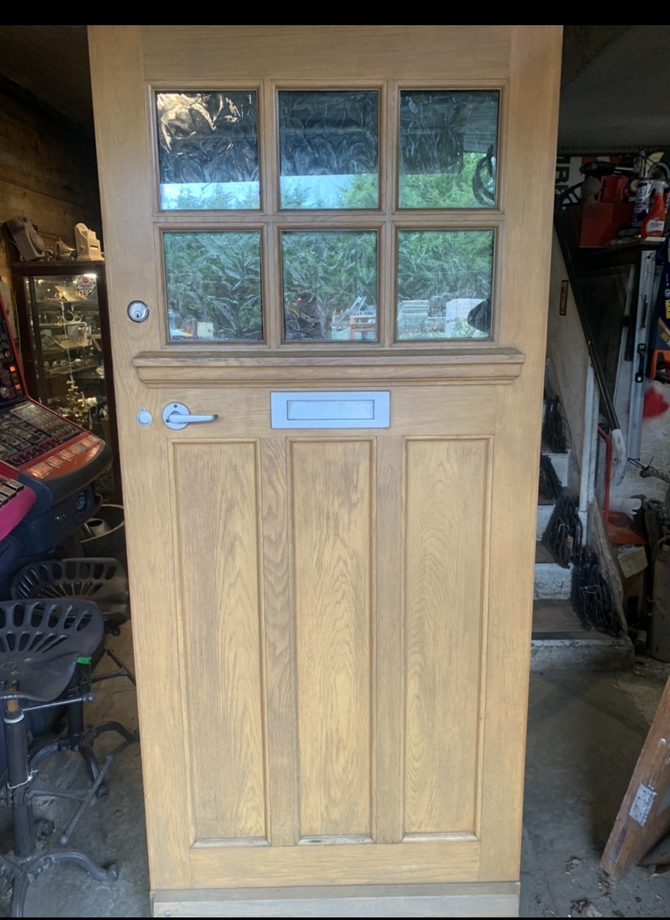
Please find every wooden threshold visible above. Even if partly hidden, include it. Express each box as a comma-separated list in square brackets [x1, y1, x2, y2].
[152, 881, 520, 917]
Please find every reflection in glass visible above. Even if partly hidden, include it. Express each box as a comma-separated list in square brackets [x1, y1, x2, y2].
[396, 230, 494, 340]
[157, 92, 260, 210]
[282, 231, 377, 342]
[279, 91, 379, 209]
[399, 91, 499, 209]
[163, 232, 263, 342]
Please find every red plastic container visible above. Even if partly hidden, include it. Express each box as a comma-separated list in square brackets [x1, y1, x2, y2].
[579, 202, 635, 248]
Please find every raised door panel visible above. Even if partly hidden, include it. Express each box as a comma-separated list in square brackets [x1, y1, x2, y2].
[173, 440, 267, 843]
[291, 439, 373, 840]
[404, 438, 489, 836]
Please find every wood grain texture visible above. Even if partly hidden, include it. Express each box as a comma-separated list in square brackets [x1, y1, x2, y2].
[374, 437, 404, 843]
[121, 385, 497, 443]
[0, 86, 101, 287]
[478, 25, 563, 881]
[191, 837, 479, 887]
[260, 438, 299, 846]
[404, 439, 488, 834]
[174, 441, 267, 841]
[152, 883, 519, 917]
[0, 91, 98, 210]
[291, 440, 373, 838]
[88, 23, 562, 900]
[142, 26, 511, 82]
[133, 350, 525, 388]
[0, 178, 100, 243]
[0, 89, 99, 343]
[88, 25, 193, 888]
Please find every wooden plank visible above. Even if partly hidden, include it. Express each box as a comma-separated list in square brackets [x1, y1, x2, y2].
[109, 386, 495, 442]
[153, 882, 519, 918]
[132, 351, 525, 388]
[478, 25, 563, 882]
[260, 438, 299, 846]
[142, 26, 512, 83]
[601, 676, 670, 881]
[0, 88, 101, 291]
[259, 81, 280, 349]
[0, 179, 100, 245]
[404, 439, 488, 834]
[174, 441, 267, 841]
[88, 25, 194, 889]
[133, 348, 525, 369]
[0, 90, 99, 212]
[374, 437, 404, 843]
[291, 439, 373, 838]
[190, 837, 480, 888]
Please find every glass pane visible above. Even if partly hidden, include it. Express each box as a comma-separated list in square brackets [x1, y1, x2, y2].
[399, 91, 499, 209]
[396, 230, 494, 340]
[163, 232, 263, 342]
[279, 91, 379, 209]
[282, 231, 377, 342]
[156, 92, 259, 210]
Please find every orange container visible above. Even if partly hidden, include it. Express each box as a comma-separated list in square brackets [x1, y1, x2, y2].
[579, 202, 635, 248]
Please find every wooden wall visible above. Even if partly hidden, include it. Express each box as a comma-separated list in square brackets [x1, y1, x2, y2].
[0, 83, 102, 324]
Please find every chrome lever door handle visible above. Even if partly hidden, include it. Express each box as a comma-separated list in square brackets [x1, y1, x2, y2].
[162, 402, 218, 430]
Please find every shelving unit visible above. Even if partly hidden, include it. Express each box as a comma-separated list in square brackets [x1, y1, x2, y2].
[11, 261, 121, 502]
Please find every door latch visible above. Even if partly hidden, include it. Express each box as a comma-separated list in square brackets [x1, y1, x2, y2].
[127, 301, 149, 323]
[162, 403, 218, 430]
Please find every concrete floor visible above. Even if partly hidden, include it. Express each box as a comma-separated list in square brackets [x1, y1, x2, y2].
[521, 656, 670, 918]
[0, 626, 668, 918]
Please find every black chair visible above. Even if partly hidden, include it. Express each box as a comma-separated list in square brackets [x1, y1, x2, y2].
[10, 558, 137, 791]
[0, 598, 118, 917]
[11, 558, 129, 635]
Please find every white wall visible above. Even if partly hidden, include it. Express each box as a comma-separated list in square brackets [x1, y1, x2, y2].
[546, 229, 591, 464]
[611, 374, 670, 506]
[550, 230, 670, 510]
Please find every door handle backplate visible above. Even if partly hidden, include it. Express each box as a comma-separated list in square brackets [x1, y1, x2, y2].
[162, 403, 218, 430]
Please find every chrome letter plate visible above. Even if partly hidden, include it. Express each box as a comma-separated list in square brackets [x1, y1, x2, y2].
[270, 391, 390, 429]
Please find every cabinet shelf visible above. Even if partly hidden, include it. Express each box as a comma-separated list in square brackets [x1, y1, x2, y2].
[41, 346, 92, 354]
[13, 259, 120, 502]
[46, 364, 101, 378]
[39, 322, 101, 330]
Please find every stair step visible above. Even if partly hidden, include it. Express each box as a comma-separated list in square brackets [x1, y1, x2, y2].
[535, 542, 555, 564]
[532, 600, 585, 639]
[536, 503, 554, 540]
[537, 452, 574, 543]
[534, 546, 572, 599]
[530, 601, 634, 670]
[542, 451, 571, 489]
[531, 637, 634, 671]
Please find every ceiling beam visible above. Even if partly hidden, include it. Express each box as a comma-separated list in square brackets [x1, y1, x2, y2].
[561, 25, 634, 87]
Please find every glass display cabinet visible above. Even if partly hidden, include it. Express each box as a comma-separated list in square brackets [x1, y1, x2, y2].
[11, 261, 121, 502]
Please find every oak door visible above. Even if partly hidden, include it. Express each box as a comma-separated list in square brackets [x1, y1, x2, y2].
[88, 24, 561, 905]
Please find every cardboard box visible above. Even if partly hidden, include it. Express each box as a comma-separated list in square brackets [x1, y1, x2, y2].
[618, 545, 648, 579]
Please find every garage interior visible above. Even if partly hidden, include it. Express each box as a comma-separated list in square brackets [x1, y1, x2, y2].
[0, 25, 668, 918]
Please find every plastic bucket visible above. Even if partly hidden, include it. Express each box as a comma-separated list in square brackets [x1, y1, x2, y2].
[81, 504, 125, 559]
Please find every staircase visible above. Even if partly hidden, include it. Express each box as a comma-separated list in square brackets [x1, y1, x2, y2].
[530, 408, 633, 670]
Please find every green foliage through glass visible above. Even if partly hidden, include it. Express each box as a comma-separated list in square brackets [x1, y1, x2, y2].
[282, 231, 377, 342]
[399, 90, 499, 209]
[396, 230, 494, 340]
[163, 232, 263, 342]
